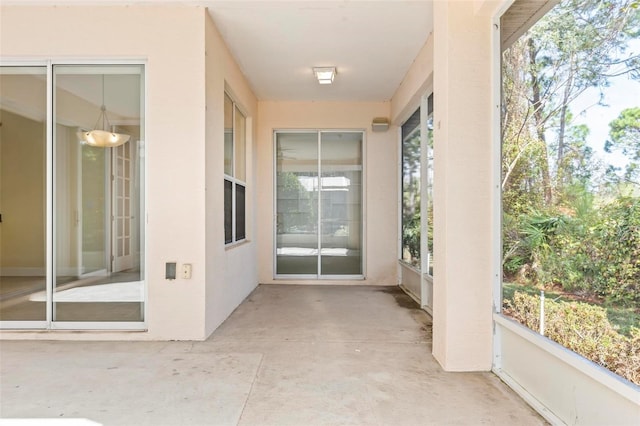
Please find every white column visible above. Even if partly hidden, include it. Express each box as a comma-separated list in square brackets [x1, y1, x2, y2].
[432, 0, 496, 371]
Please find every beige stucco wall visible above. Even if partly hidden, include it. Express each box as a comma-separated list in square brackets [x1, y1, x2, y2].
[431, 0, 496, 370]
[0, 5, 209, 339]
[256, 101, 398, 285]
[390, 0, 500, 371]
[391, 34, 434, 125]
[204, 12, 259, 336]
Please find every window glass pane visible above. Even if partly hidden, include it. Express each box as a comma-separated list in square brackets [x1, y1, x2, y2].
[402, 108, 421, 268]
[53, 65, 144, 322]
[426, 96, 434, 277]
[320, 132, 363, 275]
[276, 132, 319, 275]
[224, 179, 233, 244]
[501, 0, 639, 386]
[224, 93, 233, 176]
[0, 66, 47, 322]
[236, 184, 246, 241]
[235, 106, 246, 181]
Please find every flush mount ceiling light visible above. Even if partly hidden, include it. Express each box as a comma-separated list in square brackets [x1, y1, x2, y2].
[313, 67, 336, 85]
[77, 75, 130, 148]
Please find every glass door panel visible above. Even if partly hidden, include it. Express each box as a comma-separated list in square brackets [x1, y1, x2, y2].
[320, 133, 363, 276]
[53, 65, 144, 322]
[0, 66, 47, 322]
[275, 132, 319, 275]
[275, 130, 364, 278]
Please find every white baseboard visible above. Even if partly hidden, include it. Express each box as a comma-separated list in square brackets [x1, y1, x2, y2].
[0, 267, 45, 277]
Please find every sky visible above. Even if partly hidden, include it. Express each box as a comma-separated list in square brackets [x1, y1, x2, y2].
[571, 40, 640, 171]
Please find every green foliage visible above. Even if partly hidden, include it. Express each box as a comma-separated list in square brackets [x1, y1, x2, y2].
[402, 211, 420, 265]
[503, 197, 640, 307]
[504, 291, 640, 385]
[606, 107, 640, 183]
[501, 0, 640, 384]
[592, 197, 640, 305]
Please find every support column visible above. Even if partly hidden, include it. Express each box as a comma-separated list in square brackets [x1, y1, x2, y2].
[432, 0, 496, 371]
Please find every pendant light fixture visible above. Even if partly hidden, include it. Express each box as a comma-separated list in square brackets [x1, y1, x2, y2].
[77, 74, 130, 148]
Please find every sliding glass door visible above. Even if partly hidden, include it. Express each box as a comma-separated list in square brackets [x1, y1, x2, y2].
[275, 131, 363, 278]
[0, 63, 145, 329]
[53, 65, 145, 324]
[0, 67, 47, 324]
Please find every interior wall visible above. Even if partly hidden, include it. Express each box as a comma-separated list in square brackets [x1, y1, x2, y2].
[256, 101, 397, 285]
[204, 12, 259, 337]
[0, 5, 208, 339]
[0, 109, 45, 275]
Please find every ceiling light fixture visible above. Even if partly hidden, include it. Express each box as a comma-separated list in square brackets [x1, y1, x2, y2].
[313, 67, 336, 85]
[77, 75, 130, 148]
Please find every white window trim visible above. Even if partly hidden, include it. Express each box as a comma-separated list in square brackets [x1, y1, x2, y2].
[224, 92, 248, 246]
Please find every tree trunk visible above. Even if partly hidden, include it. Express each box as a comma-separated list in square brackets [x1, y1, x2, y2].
[528, 37, 553, 205]
[556, 59, 575, 188]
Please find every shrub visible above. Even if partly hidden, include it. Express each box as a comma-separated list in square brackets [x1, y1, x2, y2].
[503, 196, 640, 307]
[504, 291, 640, 385]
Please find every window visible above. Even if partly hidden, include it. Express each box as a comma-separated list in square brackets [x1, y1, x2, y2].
[401, 108, 421, 267]
[224, 93, 246, 244]
[401, 94, 433, 276]
[501, 0, 639, 385]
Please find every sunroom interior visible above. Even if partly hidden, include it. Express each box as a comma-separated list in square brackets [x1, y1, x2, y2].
[0, 0, 638, 424]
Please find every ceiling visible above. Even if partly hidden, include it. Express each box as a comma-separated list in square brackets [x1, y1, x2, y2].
[207, 1, 434, 101]
[3, 0, 433, 102]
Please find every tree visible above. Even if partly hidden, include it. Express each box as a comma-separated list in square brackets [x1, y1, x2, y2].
[502, 0, 640, 205]
[606, 107, 640, 184]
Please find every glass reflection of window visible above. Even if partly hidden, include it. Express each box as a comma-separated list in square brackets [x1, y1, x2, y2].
[426, 95, 434, 277]
[53, 64, 145, 323]
[401, 94, 433, 276]
[275, 131, 363, 277]
[402, 108, 422, 268]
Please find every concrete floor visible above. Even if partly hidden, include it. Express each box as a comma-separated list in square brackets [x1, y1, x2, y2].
[0, 285, 545, 425]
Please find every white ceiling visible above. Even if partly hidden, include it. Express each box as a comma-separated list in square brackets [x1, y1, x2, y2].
[207, 1, 434, 101]
[2, 0, 433, 102]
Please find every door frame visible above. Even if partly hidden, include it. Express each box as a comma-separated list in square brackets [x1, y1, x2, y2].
[273, 129, 367, 280]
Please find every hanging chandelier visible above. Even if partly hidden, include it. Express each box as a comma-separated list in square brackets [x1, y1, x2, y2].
[77, 75, 130, 148]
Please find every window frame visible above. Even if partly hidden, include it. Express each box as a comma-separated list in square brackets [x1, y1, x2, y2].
[400, 93, 433, 277]
[223, 92, 247, 246]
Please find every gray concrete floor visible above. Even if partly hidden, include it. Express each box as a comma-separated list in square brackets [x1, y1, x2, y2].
[0, 285, 545, 426]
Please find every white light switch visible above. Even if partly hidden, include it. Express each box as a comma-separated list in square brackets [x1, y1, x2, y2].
[181, 263, 192, 279]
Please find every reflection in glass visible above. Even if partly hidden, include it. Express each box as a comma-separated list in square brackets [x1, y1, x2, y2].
[0, 67, 47, 321]
[224, 179, 233, 244]
[236, 184, 246, 240]
[276, 133, 319, 275]
[224, 94, 233, 176]
[320, 133, 363, 275]
[426, 103, 434, 277]
[275, 131, 363, 277]
[234, 106, 246, 181]
[402, 108, 421, 268]
[53, 65, 144, 322]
